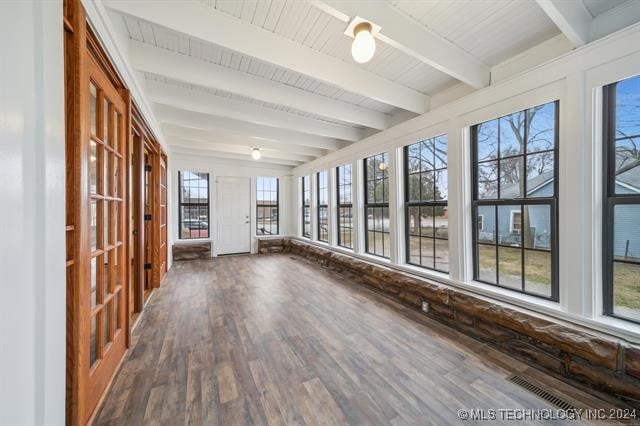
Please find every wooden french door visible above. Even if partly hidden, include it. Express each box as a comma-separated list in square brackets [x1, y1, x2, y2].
[84, 54, 127, 423]
[128, 128, 163, 323]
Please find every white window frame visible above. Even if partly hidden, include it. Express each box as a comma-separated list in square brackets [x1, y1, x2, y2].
[510, 210, 522, 234]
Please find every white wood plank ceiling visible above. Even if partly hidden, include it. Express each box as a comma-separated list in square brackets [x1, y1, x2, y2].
[104, 0, 638, 167]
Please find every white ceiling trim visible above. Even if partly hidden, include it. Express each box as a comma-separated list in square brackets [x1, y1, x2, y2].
[145, 80, 362, 142]
[154, 104, 347, 151]
[535, 0, 592, 46]
[129, 41, 389, 130]
[312, 0, 490, 89]
[105, 0, 431, 113]
[162, 124, 329, 158]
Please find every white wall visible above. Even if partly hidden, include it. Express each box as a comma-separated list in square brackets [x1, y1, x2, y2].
[291, 24, 640, 342]
[169, 153, 294, 261]
[0, 1, 66, 424]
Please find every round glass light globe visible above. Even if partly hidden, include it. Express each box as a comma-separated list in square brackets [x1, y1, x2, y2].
[351, 29, 376, 64]
[251, 148, 261, 160]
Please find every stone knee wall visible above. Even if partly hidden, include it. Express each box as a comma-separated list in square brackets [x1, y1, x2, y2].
[256, 239, 287, 254]
[258, 238, 640, 405]
[172, 242, 211, 261]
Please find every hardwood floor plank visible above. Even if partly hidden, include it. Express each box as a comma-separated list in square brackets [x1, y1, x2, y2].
[144, 385, 166, 421]
[94, 254, 625, 425]
[215, 362, 239, 404]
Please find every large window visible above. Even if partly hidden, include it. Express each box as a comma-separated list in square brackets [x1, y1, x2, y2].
[603, 75, 640, 323]
[178, 171, 210, 239]
[317, 171, 329, 242]
[405, 135, 449, 272]
[337, 163, 353, 249]
[471, 101, 558, 300]
[256, 177, 279, 236]
[302, 176, 311, 238]
[364, 152, 390, 258]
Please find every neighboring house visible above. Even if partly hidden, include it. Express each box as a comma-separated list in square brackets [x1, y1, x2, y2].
[477, 170, 554, 249]
[478, 166, 640, 260]
[612, 164, 640, 261]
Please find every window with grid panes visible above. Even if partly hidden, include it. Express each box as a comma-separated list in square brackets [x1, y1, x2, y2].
[178, 171, 210, 239]
[302, 176, 311, 238]
[471, 101, 559, 300]
[404, 135, 449, 272]
[364, 152, 390, 258]
[256, 177, 279, 236]
[337, 163, 353, 249]
[317, 171, 329, 242]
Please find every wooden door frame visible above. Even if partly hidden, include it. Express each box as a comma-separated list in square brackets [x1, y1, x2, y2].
[64, 1, 87, 422]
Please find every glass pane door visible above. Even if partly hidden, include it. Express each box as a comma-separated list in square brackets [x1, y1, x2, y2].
[83, 56, 127, 423]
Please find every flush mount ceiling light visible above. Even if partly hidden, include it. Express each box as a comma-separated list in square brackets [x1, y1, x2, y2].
[378, 161, 387, 171]
[352, 22, 375, 63]
[345, 17, 381, 64]
[251, 147, 261, 160]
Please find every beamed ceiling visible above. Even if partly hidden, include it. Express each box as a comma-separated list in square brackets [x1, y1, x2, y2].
[104, 0, 638, 167]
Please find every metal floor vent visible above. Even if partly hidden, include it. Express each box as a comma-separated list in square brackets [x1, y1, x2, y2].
[508, 375, 576, 411]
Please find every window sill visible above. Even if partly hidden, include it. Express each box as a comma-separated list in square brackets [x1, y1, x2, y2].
[399, 263, 451, 283]
[359, 252, 391, 264]
[255, 234, 281, 240]
[590, 315, 640, 342]
[296, 238, 389, 265]
[332, 245, 354, 255]
[174, 238, 213, 244]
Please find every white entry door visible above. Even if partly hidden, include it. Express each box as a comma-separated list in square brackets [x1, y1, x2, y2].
[217, 177, 251, 255]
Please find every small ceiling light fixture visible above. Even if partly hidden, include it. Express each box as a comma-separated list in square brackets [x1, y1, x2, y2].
[251, 147, 262, 160]
[378, 161, 387, 171]
[351, 21, 376, 64]
[345, 17, 380, 64]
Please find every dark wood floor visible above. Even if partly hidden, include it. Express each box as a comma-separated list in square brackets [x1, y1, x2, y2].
[95, 254, 622, 425]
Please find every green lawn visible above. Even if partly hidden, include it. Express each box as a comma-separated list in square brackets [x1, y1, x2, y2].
[477, 244, 551, 296]
[338, 229, 353, 248]
[407, 236, 449, 271]
[477, 245, 639, 312]
[614, 261, 640, 315]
